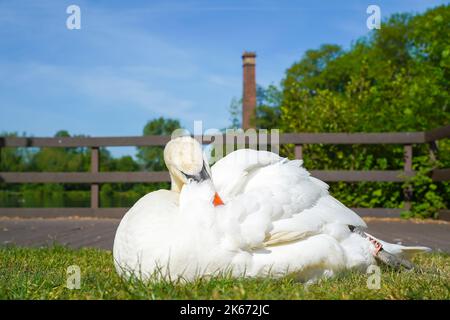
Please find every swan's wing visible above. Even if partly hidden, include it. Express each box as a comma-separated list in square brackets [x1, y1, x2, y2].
[243, 158, 367, 227]
[221, 188, 366, 250]
[211, 149, 285, 201]
[218, 154, 366, 249]
[264, 195, 367, 247]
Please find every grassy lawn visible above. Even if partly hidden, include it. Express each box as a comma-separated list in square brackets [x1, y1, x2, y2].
[0, 245, 449, 300]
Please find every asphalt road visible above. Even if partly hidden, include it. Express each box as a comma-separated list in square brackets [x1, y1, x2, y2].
[0, 217, 449, 252]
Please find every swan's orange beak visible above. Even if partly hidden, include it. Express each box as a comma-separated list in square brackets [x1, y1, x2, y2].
[213, 192, 224, 206]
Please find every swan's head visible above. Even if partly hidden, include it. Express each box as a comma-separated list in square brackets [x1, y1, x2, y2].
[164, 136, 212, 192]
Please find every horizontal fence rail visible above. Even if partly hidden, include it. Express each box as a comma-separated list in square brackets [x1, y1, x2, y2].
[0, 131, 435, 147]
[1, 169, 449, 183]
[0, 172, 171, 183]
[424, 125, 450, 142]
[0, 125, 449, 219]
[0, 170, 416, 183]
[280, 132, 427, 144]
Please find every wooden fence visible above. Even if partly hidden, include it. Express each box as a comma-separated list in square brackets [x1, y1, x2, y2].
[1, 125, 449, 219]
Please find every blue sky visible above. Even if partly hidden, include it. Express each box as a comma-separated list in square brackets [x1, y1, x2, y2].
[0, 0, 446, 155]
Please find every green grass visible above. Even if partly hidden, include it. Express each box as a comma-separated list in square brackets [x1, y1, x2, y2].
[0, 245, 449, 300]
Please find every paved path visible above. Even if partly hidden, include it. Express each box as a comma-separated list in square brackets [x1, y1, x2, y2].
[0, 217, 449, 252]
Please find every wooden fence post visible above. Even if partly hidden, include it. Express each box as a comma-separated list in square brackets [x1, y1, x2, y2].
[295, 144, 303, 159]
[91, 147, 99, 209]
[403, 144, 413, 210]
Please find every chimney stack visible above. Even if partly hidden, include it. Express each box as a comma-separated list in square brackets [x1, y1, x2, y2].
[242, 51, 256, 130]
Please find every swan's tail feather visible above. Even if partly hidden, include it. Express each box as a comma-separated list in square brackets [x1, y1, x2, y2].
[349, 226, 431, 270]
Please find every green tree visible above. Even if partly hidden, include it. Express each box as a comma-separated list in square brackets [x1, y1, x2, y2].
[254, 85, 282, 130]
[136, 117, 181, 171]
[281, 7, 450, 133]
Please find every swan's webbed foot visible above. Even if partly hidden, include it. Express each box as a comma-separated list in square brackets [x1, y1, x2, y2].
[349, 226, 415, 270]
[375, 249, 414, 270]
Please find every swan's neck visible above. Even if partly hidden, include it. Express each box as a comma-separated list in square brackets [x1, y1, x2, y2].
[169, 170, 184, 193]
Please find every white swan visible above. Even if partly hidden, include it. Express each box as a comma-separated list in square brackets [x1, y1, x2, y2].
[113, 136, 430, 282]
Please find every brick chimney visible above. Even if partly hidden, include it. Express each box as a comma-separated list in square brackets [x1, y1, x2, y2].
[242, 51, 256, 130]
